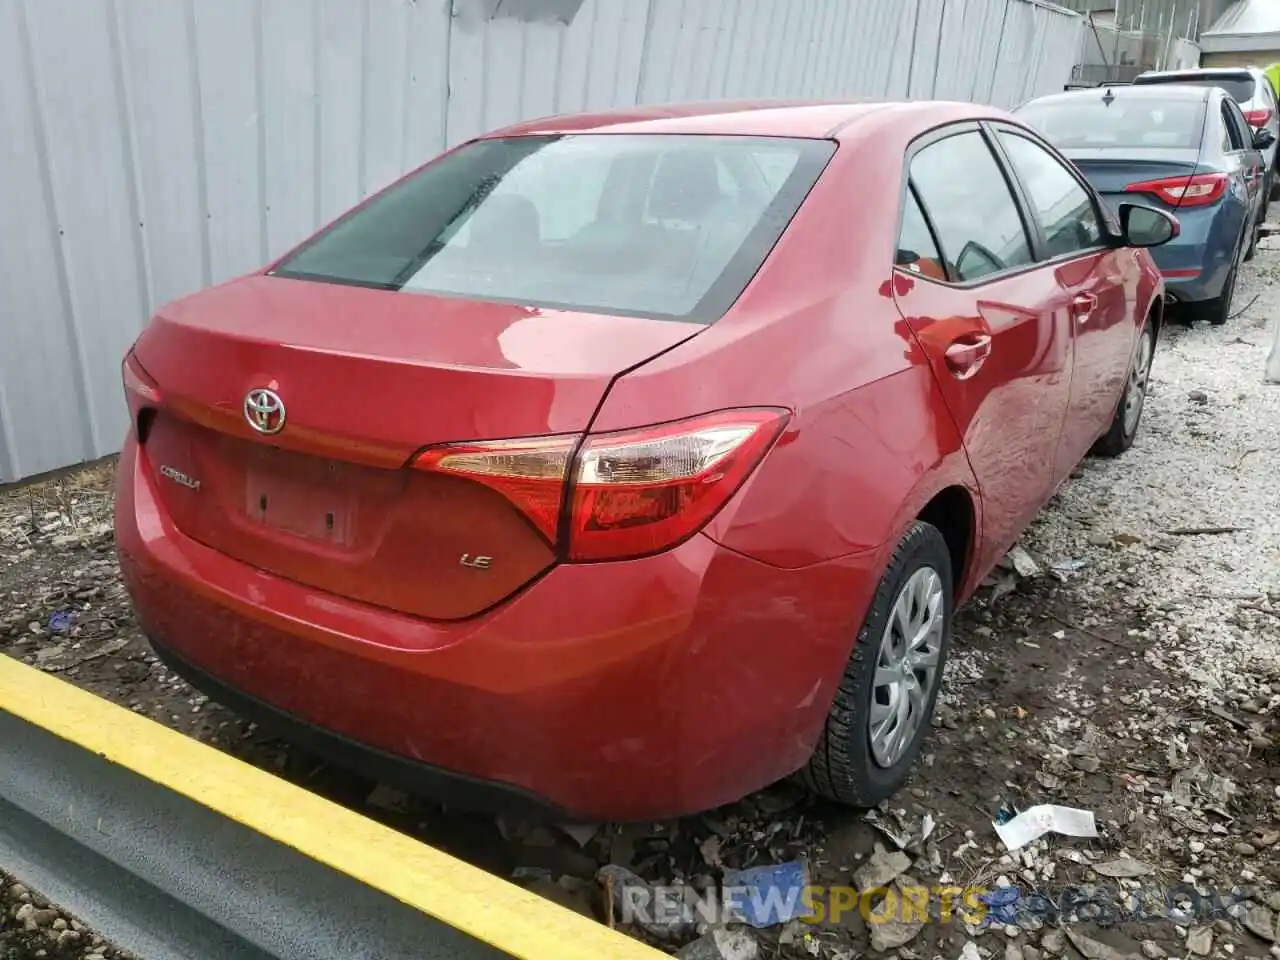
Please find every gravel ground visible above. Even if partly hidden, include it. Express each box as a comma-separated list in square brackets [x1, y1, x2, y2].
[0, 874, 132, 960]
[3, 247, 1280, 960]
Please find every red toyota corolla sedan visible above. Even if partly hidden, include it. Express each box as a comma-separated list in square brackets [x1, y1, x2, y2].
[116, 99, 1175, 822]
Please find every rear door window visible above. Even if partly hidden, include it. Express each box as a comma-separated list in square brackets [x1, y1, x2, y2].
[909, 131, 1034, 283]
[896, 189, 948, 281]
[1223, 100, 1249, 151]
[997, 132, 1103, 259]
[272, 133, 834, 324]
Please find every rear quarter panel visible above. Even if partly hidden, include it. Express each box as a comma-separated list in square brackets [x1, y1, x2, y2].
[592, 116, 982, 586]
[1156, 198, 1244, 298]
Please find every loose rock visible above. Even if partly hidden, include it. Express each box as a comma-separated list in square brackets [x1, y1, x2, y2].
[1186, 926, 1213, 956]
[1095, 859, 1155, 878]
[854, 850, 912, 892]
[676, 928, 760, 960]
[1246, 905, 1278, 943]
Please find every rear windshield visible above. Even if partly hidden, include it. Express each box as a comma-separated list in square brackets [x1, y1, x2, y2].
[1136, 74, 1256, 103]
[1016, 98, 1205, 149]
[272, 134, 834, 324]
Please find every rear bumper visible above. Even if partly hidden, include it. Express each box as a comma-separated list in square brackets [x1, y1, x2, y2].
[1149, 206, 1240, 303]
[147, 636, 570, 819]
[115, 434, 879, 821]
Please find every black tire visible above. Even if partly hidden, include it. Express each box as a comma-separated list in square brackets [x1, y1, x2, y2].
[1092, 317, 1155, 458]
[799, 522, 953, 807]
[1246, 209, 1261, 262]
[1192, 234, 1243, 326]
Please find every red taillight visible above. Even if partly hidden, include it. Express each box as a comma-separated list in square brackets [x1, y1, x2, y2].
[413, 408, 790, 561]
[1245, 108, 1273, 128]
[122, 350, 159, 403]
[567, 409, 789, 561]
[413, 436, 575, 543]
[1124, 172, 1227, 208]
[122, 350, 161, 443]
[122, 349, 160, 416]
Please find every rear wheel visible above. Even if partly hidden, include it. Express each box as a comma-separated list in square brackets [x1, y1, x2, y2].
[1246, 203, 1262, 261]
[799, 522, 952, 806]
[1193, 231, 1245, 326]
[1093, 317, 1155, 458]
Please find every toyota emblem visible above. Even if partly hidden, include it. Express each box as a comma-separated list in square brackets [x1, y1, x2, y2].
[244, 388, 286, 435]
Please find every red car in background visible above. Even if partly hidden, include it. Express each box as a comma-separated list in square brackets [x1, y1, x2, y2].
[116, 99, 1174, 821]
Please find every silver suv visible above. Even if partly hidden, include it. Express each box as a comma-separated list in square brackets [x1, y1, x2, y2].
[1134, 66, 1280, 206]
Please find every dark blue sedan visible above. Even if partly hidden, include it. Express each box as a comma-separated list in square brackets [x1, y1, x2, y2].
[1016, 84, 1275, 325]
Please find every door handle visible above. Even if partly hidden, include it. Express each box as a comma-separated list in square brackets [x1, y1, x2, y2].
[1071, 292, 1097, 324]
[943, 334, 993, 380]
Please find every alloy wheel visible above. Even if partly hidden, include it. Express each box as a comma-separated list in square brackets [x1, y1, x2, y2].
[1122, 327, 1153, 437]
[869, 566, 945, 768]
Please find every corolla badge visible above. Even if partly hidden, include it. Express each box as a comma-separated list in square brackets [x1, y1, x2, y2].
[244, 388, 286, 435]
[159, 465, 201, 491]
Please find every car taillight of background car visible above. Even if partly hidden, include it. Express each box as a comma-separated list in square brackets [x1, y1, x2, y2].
[1124, 172, 1228, 209]
[1245, 107, 1274, 129]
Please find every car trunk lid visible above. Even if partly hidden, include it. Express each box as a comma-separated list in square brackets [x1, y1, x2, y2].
[1063, 148, 1203, 212]
[132, 274, 701, 620]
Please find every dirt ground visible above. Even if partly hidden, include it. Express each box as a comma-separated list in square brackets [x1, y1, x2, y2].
[4, 250, 1280, 960]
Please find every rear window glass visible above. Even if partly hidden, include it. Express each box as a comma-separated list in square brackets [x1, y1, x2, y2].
[1136, 74, 1256, 102]
[1016, 98, 1205, 149]
[272, 134, 834, 324]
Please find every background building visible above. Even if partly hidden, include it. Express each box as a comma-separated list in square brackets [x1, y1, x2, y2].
[1059, 0, 1235, 38]
[1060, 0, 1236, 82]
[1200, 0, 1280, 68]
[0, 0, 1083, 484]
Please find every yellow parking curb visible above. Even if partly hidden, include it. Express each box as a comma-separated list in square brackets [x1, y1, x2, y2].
[0, 654, 666, 960]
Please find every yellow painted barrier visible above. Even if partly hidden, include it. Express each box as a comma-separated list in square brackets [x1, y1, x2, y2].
[0, 655, 665, 960]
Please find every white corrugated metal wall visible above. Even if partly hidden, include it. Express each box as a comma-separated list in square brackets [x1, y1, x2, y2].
[0, 0, 1082, 484]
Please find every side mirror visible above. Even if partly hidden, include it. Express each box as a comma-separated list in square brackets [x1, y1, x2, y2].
[1118, 203, 1179, 248]
[1254, 127, 1277, 150]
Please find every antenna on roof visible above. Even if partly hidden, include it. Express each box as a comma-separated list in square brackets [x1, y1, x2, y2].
[1102, 88, 1116, 107]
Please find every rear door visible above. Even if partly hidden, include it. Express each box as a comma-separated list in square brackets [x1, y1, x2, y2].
[891, 125, 1074, 571]
[1223, 96, 1265, 217]
[990, 124, 1135, 476]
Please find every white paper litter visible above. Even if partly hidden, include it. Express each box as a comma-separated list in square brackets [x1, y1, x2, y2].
[993, 804, 1098, 851]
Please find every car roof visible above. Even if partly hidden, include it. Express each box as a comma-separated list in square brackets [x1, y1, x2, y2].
[482, 99, 1018, 142]
[1021, 84, 1216, 108]
[1137, 67, 1260, 80]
